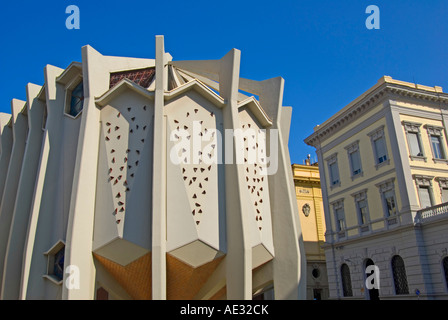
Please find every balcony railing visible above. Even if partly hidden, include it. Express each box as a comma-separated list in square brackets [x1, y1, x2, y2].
[416, 202, 448, 223]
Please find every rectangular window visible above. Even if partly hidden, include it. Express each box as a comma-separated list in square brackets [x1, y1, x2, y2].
[335, 207, 345, 231]
[418, 186, 432, 208]
[329, 162, 340, 186]
[384, 190, 397, 216]
[431, 135, 444, 159]
[408, 132, 423, 157]
[442, 188, 448, 203]
[350, 150, 362, 176]
[358, 199, 368, 225]
[374, 137, 388, 164]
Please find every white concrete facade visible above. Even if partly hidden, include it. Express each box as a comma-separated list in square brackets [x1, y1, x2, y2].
[305, 76, 448, 300]
[0, 36, 306, 300]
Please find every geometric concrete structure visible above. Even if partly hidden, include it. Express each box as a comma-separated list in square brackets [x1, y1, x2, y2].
[305, 76, 448, 299]
[0, 36, 306, 300]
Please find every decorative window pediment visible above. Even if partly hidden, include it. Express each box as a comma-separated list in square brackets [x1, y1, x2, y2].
[424, 124, 444, 137]
[367, 125, 385, 140]
[344, 140, 360, 154]
[351, 189, 368, 202]
[375, 178, 395, 193]
[403, 121, 422, 133]
[413, 174, 434, 187]
[330, 198, 344, 210]
[436, 177, 448, 189]
[325, 152, 338, 165]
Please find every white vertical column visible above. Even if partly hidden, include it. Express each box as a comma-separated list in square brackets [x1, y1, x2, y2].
[63, 46, 105, 300]
[1, 84, 45, 299]
[315, 145, 341, 298]
[220, 49, 253, 300]
[0, 114, 13, 207]
[20, 65, 64, 299]
[261, 77, 306, 300]
[0, 99, 28, 297]
[152, 35, 167, 300]
[385, 102, 420, 219]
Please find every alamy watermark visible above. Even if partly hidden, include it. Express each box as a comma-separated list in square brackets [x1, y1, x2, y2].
[169, 122, 279, 175]
[365, 5, 380, 30]
[66, 5, 80, 30]
[65, 265, 80, 290]
[365, 265, 380, 290]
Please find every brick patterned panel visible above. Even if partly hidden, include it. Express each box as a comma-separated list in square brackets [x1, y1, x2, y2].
[166, 254, 225, 300]
[209, 286, 226, 300]
[94, 252, 152, 300]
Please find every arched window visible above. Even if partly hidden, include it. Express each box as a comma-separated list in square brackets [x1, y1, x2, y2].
[443, 257, 448, 290]
[392, 255, 409, 295]
[341, 264, 353, 297]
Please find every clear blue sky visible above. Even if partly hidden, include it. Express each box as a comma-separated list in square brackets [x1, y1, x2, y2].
[0, 1, 446, 165]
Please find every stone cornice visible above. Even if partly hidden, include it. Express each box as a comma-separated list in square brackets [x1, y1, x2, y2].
[304, 82, 448, 148]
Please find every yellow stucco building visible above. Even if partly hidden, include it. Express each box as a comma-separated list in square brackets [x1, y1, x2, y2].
[305, 76, 448, 300]
[293, 159, 328, 299]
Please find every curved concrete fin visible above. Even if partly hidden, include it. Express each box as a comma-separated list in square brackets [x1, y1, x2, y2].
[258, 77, 284, 123]
[44, 65, 65, 102]
[0, 113, 12, 133]
[26, 83, 44, 131]
[279, 106, 292, 144]
[238, 76, 285, 122]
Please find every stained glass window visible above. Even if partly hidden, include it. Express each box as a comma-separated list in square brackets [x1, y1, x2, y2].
[69, 81, 84, 117]
[53, 247, 65, 281]
[109, 68, 155, 89]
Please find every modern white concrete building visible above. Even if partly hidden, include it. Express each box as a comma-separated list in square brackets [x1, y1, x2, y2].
[0, 36, 306, 300]
[305, 76, 448, 300]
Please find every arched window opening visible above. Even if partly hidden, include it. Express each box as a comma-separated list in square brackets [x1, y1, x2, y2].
[392, 255, 409, 295]
[442, 257, 448, 291]
[341, 263, 353, 297]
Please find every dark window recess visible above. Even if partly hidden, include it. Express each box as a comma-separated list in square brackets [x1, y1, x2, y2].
[341, 264, 353, 297]
[109, 68, 155, 89]
[442, 257, 448, 290]
[53, 247, 65, 281]
[69, 81, 84, 117]
[392, 255, 409, 295]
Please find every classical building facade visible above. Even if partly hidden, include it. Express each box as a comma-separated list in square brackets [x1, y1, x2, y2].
[292, 160, 329, 299]
[0, 36, 306, 300]
[305, 76, 448, 300]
